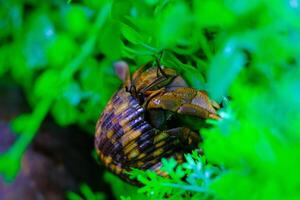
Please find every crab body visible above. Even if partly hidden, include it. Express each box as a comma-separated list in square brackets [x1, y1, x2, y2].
[95, 62, 219, 185]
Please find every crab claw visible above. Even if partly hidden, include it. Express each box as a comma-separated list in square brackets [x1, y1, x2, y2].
[147, 87, 220, 120]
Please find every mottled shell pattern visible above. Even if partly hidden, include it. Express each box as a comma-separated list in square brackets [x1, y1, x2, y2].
[95, 62, 219, 185]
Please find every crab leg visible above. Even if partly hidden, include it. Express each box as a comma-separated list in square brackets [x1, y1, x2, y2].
[125, 127, 200, 170]
[147, 87, 221, 120]
[164, 127, 201, 149]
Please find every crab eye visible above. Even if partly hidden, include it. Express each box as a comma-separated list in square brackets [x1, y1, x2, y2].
[137, 92, 144, 104]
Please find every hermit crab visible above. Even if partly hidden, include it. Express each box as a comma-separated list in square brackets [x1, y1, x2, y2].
[95, 60, 220, 185]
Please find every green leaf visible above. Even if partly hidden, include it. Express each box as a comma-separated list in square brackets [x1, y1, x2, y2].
[66, 183, 106, 200]
[24, 11, 55, 69]
[207, 39, 246, 101]
[157, 1, 190, 48]
[51, 98, 78, 126]
[99, 21, 123, 59]
[194, 0, 235, 28]
[47, 34, 77, 68]
[67, 192, 84, 200]
[65, 5, 89, 38]
[11, 114, 35, 135]
[121, 23, 144, 45]
[33, 70, 61, 99]
[0, 151, 21, 182]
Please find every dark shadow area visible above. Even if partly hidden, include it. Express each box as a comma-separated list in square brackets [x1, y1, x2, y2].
[0, 78, 115, 200]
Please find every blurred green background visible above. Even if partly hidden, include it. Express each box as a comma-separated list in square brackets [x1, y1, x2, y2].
[1, 0, 300, 199]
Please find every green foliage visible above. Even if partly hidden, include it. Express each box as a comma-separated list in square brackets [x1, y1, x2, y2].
[1, 0, 300, 199]
[67, 183, 106, 200]
[104, 172, 144, 200]
[129, 151, 220, 200]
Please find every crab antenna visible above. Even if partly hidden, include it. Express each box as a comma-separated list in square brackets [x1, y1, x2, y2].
[155, 51, 167, 78]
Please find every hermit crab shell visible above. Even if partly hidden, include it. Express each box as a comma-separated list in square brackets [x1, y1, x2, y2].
[95, 87, 187, 184]
[95, 65, 219, 185]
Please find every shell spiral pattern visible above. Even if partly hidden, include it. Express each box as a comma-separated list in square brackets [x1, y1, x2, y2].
[95, 89, 182, 184]
[95, 65, 219, 185]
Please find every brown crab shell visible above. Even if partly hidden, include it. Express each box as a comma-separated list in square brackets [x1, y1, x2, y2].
[95, 88, 186, 184]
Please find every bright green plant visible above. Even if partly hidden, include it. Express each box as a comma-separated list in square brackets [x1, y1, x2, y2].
[128, 151, 221, 200]
[1, 0, 300, 200]
[67, 183, 106, 200]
